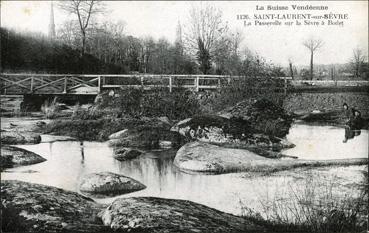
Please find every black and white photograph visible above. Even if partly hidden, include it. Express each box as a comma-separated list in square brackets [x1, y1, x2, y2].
[0, 1, 368, 232]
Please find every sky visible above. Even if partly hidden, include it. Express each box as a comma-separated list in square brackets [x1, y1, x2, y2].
[1, 1, 368, 66]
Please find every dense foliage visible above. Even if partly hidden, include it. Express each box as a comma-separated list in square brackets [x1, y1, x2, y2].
[0, 28, 123, 74]
[97, 87, 200, 120]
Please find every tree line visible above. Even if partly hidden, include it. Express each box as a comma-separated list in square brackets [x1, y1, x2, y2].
[1, 0, 367, 79]
[1, 1, 286, 77]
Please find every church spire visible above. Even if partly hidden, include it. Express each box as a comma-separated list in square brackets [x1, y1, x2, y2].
[48, 2, 56, 39]
[175, 21, 182, 45]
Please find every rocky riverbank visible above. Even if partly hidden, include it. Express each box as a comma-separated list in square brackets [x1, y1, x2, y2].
[100, 197, 266, 233]
[1, 180, 267, 233]
[1, 180, 108, 232]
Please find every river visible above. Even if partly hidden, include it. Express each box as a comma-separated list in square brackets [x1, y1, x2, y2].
[2, 123, 367, 216]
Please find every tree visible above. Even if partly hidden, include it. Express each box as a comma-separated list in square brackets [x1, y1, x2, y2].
[197, 38, 211, 74]
[184, 3, 229, 73]
[351, 48, 367, 78]
[303, 38, 323, 80]
[229, 29, 244, 56]
[57, 19, 80, 49]
[59, 0, 105, 56]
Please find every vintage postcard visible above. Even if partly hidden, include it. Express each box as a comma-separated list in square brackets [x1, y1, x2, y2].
[1, 1, 368, 232]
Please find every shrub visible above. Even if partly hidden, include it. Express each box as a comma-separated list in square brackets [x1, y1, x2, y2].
[207, 76, 288, 113]
[43, 117, 173, 142]
[97, 87, 201, 120]
[71, 104, 108, 120]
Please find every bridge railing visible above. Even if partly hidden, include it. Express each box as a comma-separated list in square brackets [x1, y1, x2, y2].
[1, 73, 292, 95]
[13, 73, 365, 95]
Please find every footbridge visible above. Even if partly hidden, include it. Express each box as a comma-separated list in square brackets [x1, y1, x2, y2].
[0, 73, 292, 95]
[1, 73, 368, 96]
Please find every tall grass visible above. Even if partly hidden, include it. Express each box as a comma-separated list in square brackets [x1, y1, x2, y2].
[241, 171, 368, 233]
[40, 97, 60, 119]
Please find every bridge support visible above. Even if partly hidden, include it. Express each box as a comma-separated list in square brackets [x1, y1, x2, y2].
[63, 76, 68, 94]
[98, 76, 102, 93]
[169, 77, 173, 92]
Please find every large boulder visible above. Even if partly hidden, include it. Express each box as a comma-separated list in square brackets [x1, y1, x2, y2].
[1, 180, 108, 232]
[174, 141, 368, 174]
[174, 141, 267, 173]
[113, 148, 143, 161]
[219, 98, 293, 138]
[1, 131, 41, 145]
[79, 172, 146, 197]
[1, 146, 46, 169]
[99, 197, 265, 233]
[170, 115, 293, 151]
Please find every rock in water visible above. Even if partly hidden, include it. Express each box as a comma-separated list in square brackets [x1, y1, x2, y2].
[1, 131, 41, 145]
[174, 141, 368, 174]
[113, 148, 143, 160]
[1, 180, 108, 232]
[174, 141, 267, 173]
[1, 146, 46, 169]
[108, 126, 180, 149]
[79, 172, 146, 197]
[219, 98, 293, 138]
[108, 129, 129, 140]
[99, 197, 265, 233]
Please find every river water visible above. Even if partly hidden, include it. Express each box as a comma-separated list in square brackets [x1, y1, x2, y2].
[2, 124, 368, 216]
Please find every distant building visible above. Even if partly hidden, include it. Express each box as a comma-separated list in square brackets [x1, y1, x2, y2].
[48, 2, 56, 39]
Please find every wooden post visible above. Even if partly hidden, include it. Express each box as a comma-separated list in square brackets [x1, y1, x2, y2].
[98, 76, 102, 93]
[63, 76, 68, 94]
[30, 76, 34, 93]
[284, 77, 287, 95]
[169, 76, 172, 92]
[195, 76, 199, 92]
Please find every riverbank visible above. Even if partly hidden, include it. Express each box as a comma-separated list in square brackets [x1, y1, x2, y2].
[284, 91, 369, 118]
[2, 180, 268, 233]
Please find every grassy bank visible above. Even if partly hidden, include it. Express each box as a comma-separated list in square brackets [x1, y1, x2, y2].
[284, 92, 369, 118]
[241, 168, 368, 233]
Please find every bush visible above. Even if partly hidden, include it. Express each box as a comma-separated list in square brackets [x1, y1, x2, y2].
[203, 76, 288, 113]
[97, 87, 201, 120]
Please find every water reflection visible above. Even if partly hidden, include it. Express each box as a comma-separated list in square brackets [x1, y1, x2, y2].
[343, 127, 362, 143]
[1, 124, 367, 215]
[80, 141, 85, 164]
